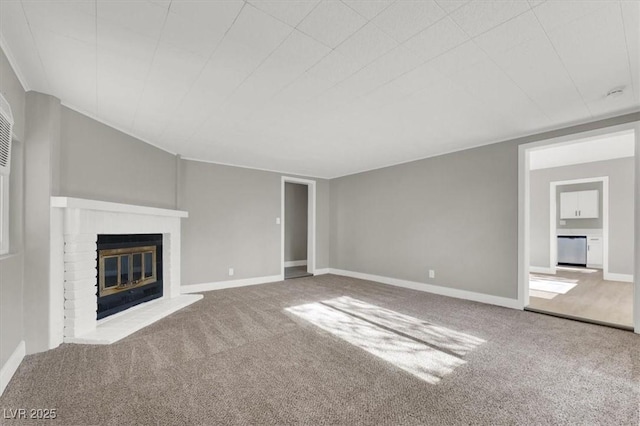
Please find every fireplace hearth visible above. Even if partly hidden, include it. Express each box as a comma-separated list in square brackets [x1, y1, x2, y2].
[97, 234, 163, 319]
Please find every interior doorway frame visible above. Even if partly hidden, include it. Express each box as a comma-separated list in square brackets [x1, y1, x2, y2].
[548, 176, 609, 277]
[281, 176, 316, 278]
[517, 121, 639, 333]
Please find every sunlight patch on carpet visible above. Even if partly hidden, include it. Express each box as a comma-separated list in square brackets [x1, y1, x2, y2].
[322, 296, 485, 356]
[286, 298, 484, 384]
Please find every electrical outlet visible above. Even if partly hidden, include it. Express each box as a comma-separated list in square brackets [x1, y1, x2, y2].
[560, 220, 566, 225]
[429, 269, 435, 279]
[228, 268, 234, 276]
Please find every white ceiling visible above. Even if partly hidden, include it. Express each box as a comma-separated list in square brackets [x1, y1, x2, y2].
[0, 0, 638, 178]
[529, 129, 635, 170]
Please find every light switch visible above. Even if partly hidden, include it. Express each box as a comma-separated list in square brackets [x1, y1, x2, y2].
[276, 217, 281, 225]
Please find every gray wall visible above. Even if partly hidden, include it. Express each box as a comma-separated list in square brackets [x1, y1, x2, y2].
[179, 159, 329, 285]
[23, 91, 61, 354]
[331, 141, 519, 298]
[0, 47, 25, 368]
[330, 113, 640, 300]
[556, 182, 603, 230]
[60, 107, 177, 209]
[530, 158, 634, 275]
[285, 182, 308, 262]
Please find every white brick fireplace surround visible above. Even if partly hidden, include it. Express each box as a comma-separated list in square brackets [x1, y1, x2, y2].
[50, 197, 202, 345]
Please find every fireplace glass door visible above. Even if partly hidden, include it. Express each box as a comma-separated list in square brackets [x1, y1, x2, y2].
[99, 246, 157, 297]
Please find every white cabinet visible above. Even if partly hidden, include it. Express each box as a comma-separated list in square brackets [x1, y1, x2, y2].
[578, 190, 599, 218]
[587, 237, 603, 268]
[560, 192, 579, 219]
[560, 190, 599, 219]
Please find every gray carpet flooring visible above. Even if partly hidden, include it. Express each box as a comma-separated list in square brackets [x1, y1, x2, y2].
[1, 274, 638, 425]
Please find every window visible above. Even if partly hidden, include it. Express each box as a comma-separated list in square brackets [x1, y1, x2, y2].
[0, 94, 13, 256]
[0, 173, 8, 255]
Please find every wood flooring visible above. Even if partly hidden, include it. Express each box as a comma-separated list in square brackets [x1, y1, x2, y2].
[528, 267, 633, 327]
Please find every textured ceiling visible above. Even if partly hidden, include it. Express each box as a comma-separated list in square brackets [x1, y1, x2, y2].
[1, 0, 638, 178]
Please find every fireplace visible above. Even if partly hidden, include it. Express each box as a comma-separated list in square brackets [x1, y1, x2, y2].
[97, 234, 163, 319]
[50, 196, 201, 345]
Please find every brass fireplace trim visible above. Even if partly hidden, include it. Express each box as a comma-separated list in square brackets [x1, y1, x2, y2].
[98, 245, 157, 297]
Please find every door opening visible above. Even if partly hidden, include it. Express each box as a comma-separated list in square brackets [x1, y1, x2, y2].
[519, 124, 638, 332]
[281, 177, 316, 280]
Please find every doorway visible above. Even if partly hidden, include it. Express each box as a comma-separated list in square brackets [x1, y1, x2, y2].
[281, 177, 316, 280]
[548, 177, 609, 276]
[518, 123, 639, 332]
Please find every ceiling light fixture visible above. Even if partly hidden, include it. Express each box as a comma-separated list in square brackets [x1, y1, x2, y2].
[606, 87, 625, 98]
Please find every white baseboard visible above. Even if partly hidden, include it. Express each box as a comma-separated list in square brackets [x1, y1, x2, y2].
[328, 269, 521, 310]
[1, 340, 25, 396]
[284, 260, 307, 267]
[604, 272, 634, 283]
[314, 268, 330, 275]
[181, 274, 283, 294]
[530, 266, 555, 274]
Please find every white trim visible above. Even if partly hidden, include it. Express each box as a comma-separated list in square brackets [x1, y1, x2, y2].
[518, 141, 530, 309]
[530, 266, 555, 275]
[50, 208, 64, 348]
[604, 272, 634, 283]
[328, 269, 521, 310]
[284, 260, 307, 267]
[557, 229, 603, 236]
[182, 157, 327, 180]
[281, 177, 316, 278]
[635, 121, 640, 334]
[51, 196, 188, 218]
[549, 176, 609, 278]
[529, 130, 635, 170]
[181, 274, 283, 294]
[331, 110, 640, 179]
[0, 340, 25, 396]
[549, 181, 558, 276]
[0, 36, 30, 91]
[314, 268, 330, 275]
[518, 121, 639, 333]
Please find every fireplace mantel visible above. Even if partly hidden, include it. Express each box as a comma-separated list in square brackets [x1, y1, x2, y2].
[50, 197, 201, 345]
[51, 197, 189, 218]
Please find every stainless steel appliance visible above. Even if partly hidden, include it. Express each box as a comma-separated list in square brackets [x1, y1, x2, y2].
[557, 236, 587, 267]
